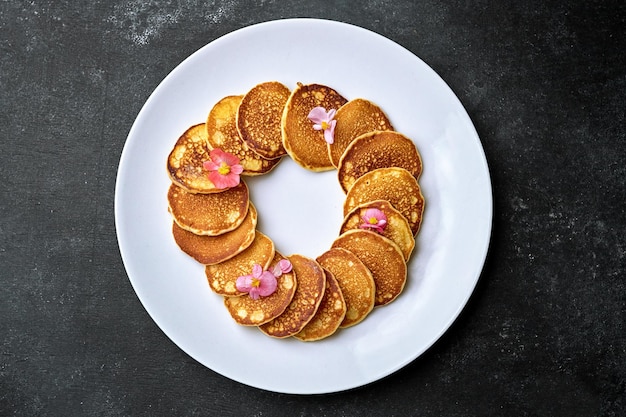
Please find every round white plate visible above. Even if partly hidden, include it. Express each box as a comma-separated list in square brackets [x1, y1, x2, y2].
[115, 18, 492, 394]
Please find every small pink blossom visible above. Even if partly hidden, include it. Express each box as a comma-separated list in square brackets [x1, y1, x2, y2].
[271, 259, 293, 277]
[307, 106, 337, 144]
[360, 208, 388, 233]
[203, 148, 243, 189]
[236, 264, 277, 300]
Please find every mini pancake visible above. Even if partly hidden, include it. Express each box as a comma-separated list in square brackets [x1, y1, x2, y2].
[167, 181, 249, 236]
[331, 230, 407, 306]
[167, 123, 222, 193]
[172, 204, 257, 265]
[206, 95, 280, 175]
[328, 98, 394, 167]
[223, 252, 297, 326]
[340, 200, 415, 261]
[337, 130, 422, 193]
[205, 231, 274, 296]
[237, 81, 291, 160]
[316, 248, 375, 328]
[281, 83, 348, 171]
[294, 268, 346, 341]
[259, 254, 326, 338]
[343, 167, 425, 236]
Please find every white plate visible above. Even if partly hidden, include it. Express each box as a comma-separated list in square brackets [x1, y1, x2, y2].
[115, 18, 492, 394]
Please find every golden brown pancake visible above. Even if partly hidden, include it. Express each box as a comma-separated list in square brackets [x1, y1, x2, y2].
[205, 231, 275, 296]
[316, 248, 375, 327]
[340, 200, 415, 261]
[206, 95, 280, 175]
[237, 81, 291, 160]
[343, 167, 425, 236]
[167, 123, 223, 193]
[337, 130, 422, 193]
[223, 252, 297, 326]
[172, 204, 258, 265]
[281, 83, 348, 171]
[204, 231, 275, 296]
[294, 268, 346, 341]
[331, 230, 407, 306]
[167, 181, 249, 235]
[259, 254, 326, 338]
[328, 98, 394, 167]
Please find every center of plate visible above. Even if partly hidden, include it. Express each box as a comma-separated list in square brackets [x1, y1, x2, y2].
[246, 157, 345, 259]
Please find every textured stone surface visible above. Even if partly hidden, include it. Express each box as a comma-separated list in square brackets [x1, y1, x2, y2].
[1, 1, 624, 415]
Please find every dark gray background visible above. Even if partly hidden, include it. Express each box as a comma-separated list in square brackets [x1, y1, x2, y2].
[1, 1, 624, 416]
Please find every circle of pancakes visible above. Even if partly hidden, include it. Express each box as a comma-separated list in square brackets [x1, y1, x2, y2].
[165, 80, 426, 342]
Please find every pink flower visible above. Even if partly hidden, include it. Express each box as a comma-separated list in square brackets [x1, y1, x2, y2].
[202, 148, 243, 189]
[360, 208, 388, 233]
[236, 264, 277, 300]
[271, 259, 293, 277]
[307, 106, 337, 144]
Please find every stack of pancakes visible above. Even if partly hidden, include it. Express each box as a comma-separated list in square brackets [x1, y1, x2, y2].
[165, 81, 425, 342]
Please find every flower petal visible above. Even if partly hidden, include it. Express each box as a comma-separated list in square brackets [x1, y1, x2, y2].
[323, 127, 334, 144]
[203, 160, 220, 171]
[251, 264, 263, 278]
[307, 106, 328, 124]
[208, 171, 239, 189]
[327, 109, 336, 120]
[230, 164, 244, 175]
[248, 287, 261, 300]
[257, 271, 278, 297]
[209, 148, 227, 164]
[236, 274, 253, 292]
[278, 259, 293, 273]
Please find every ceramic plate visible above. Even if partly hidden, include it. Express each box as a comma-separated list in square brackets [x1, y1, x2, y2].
[115, 19, 492, 394]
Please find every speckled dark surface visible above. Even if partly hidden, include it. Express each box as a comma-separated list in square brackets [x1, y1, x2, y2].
[1, 1, 624, 416]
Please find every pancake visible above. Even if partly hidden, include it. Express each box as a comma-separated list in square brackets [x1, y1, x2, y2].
[206, 95, 280, 175]
[167, 181, 249, 236]
[340, 200, 415, 261]
[237, 81, 291, 160]
[343, 167, 425, 236]
[259, 254, 326, 338]
[337, 130, 422, 193]
[294, 268, 346, 341]
[316, 248, 375, 327]
[205, 231, 275, 296]
[328, 98, 394, 167]
[281, 83, 348, 171]
[223, 252, 297, 326]
[331, 230, 407, 306]
[167, 123, 223, 193]
[172, 204, 257, 265]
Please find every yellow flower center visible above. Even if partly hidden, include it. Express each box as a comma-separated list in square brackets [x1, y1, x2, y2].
[217, 162, 231, 175]
[368, 217, 379, 225]
[251, 278, 261, 288]
[321, 121, 330, 130]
